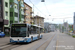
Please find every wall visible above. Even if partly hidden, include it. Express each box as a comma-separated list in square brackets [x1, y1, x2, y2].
[3, 0, 10, 27]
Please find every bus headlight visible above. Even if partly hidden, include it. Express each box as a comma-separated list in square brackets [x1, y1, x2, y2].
[24, 38, 28, 42]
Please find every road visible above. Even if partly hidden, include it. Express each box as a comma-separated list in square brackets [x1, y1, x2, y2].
[0, 31, 75, 50]
[12, 32, 56, 50]
[0, 32, 56, 50]
[0, 37, 9, 46]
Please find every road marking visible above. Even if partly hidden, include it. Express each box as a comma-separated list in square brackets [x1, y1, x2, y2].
[59, 41, 64, 42]
[56, 33, 59, 50]
[36, 34, 56, 50]
[56, 40, 58, 50]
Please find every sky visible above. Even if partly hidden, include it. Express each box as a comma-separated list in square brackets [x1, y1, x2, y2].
[24, 0, 75, 24]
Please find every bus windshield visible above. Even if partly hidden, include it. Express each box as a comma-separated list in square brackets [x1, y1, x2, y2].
[11, 27, 27, 37]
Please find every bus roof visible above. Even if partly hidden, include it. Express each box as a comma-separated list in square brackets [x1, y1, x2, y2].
[11, 23, 43, 28]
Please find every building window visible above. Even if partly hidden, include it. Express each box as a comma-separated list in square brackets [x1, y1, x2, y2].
[21, 9, 22, 11]
[15, 13, 18, 17]
[0, 7, 1, 11]
[15, 21, 18, 23]
[10, 2, 13, 8]
[10, 12, 13, 17]
[15, 6, 16, 8]
[22, 15, 24, 18]
[10, 21, 13, 24]
[0, 12, 1, 17]
[5, 11, 8, 16]
[0, 0, 1, 4]
[5, 2, 8, 7]
[26, 7, 28, 10]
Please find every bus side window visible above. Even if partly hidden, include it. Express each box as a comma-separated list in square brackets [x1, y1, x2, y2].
[27, 26, 30, 37]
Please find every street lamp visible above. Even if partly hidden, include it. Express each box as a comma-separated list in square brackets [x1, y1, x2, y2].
[18, 0, 20, 23]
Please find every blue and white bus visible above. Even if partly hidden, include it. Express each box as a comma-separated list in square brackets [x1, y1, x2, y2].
[10, 23, 43, 43]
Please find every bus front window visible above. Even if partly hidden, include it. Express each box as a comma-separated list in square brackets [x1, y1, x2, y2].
[11, 27, 27, 37]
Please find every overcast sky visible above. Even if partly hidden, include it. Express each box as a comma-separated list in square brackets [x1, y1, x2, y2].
[24, 0, 75, 24]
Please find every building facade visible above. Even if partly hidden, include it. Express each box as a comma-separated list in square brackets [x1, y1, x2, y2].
[24, 2, 33, 24]
[44, 23, 56, 33]
[0, 0, 33, 32]
[0, 0, 9, 32]
[63, 22, 69, 33]
[44, 22, 51, 33]
[10, 0, 24, 24]
[34, 15, 44, 28]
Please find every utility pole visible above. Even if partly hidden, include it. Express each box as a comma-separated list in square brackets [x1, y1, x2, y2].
[73, 12, 75, 36]
[39, 16, 40, 38]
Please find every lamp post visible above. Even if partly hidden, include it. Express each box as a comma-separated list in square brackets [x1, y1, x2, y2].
[18, 0, 20, 23]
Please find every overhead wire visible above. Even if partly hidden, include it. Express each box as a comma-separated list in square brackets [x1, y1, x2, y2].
[44, 2, 50, 15]
[28, 0, 73, 21]
[29, 0, 47, 16]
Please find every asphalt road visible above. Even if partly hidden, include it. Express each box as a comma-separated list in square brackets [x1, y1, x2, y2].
[0, 37, 10, 46]
[0, 32, 57, 50]
[12, 32, 56, 50]
[0, 31, 75, 50]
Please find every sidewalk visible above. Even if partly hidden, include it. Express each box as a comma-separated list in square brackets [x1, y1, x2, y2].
[57, 32, 75, 50]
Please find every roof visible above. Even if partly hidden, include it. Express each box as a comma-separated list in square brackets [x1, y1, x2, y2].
[34, 15, 44, 19]
[24, 2, 32, 8]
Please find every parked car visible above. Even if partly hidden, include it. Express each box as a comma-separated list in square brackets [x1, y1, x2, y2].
[0, 32, 5, 37]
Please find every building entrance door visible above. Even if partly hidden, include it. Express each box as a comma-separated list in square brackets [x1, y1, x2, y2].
[0, 22, 3, 32]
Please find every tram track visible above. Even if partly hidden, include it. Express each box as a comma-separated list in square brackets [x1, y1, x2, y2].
[0, 43, 14, 47]
[0, 43, 26, 50]
[0, 33, 56, 50]
[36, 33, 56, 50]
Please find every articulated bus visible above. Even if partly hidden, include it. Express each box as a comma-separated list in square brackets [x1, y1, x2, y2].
[10, 23, 43, 43]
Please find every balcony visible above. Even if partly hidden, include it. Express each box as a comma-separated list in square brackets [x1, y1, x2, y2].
[30, 20, 34, 23]
[21, 11, 24, 15]
[21, 4, 24, 7]
[14, 8, 18, 13]
[21, 18, 24, 21]
[30, 12, 33, 14]
[24, 9, 27, 11]
[10, 8, 14, 12]
[14, 17, 18, 21]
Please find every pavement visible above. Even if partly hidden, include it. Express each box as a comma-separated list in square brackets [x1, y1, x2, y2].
[57, 32, 75, 50]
